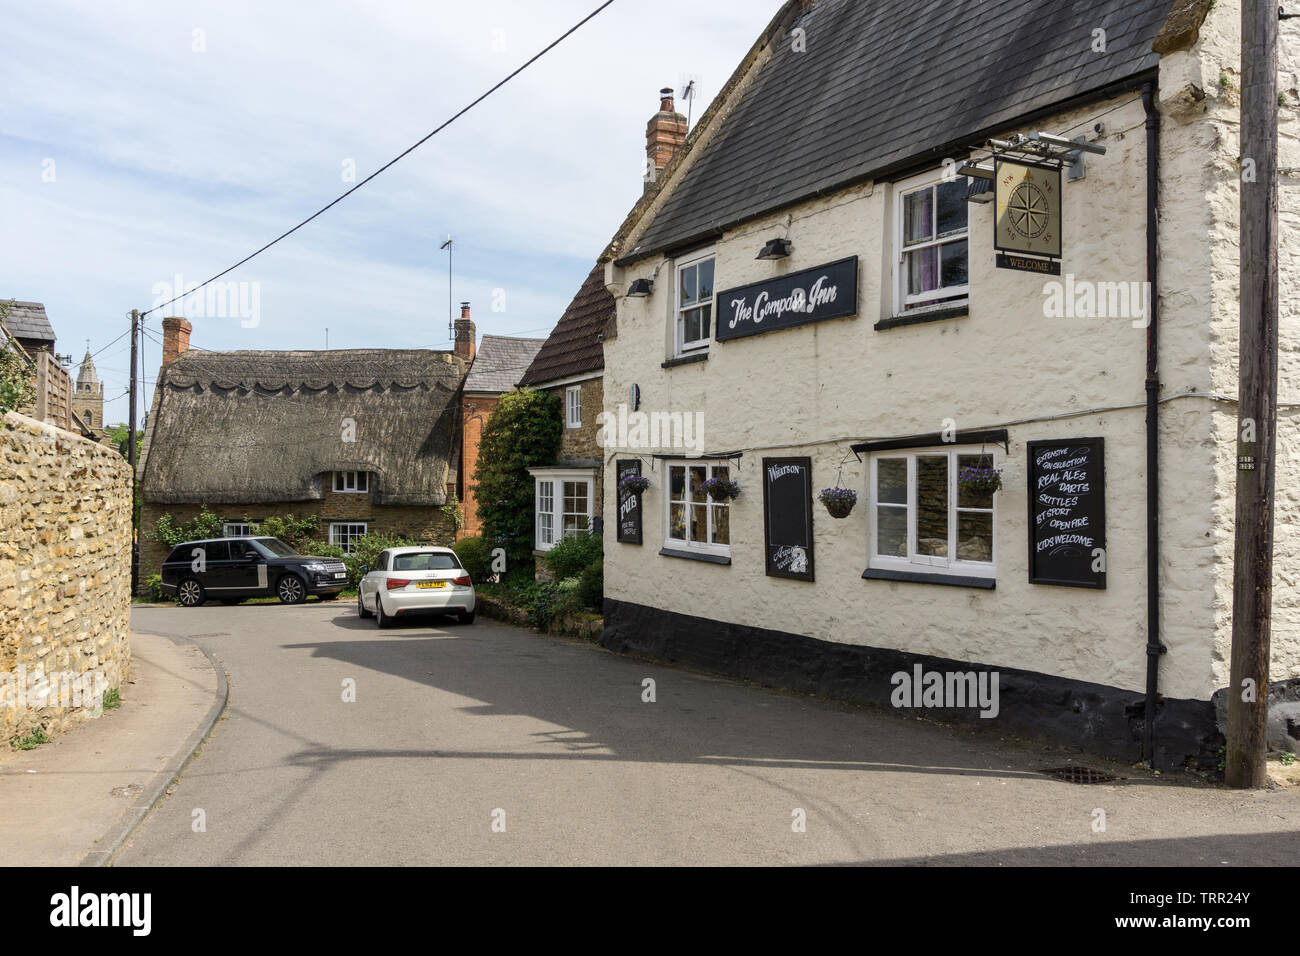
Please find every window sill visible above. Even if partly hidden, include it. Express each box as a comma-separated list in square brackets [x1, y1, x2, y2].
[662, 353, 709, 369]
[659, 546, 731, 565]
[861, 567, 994, 589]
[875, 306, 968, 331]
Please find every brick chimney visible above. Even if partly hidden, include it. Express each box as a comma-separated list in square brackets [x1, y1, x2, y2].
[160, 316, 192, 367]
[454, 302, 476, 365]
[645, 87, 688, 189]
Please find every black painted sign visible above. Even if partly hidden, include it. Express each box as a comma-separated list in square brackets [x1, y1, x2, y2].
[616, 459, 642, 545]
[1027, 438, 1106, 589]
[762, 457, 814, 582]
[716, 257, 858, 341]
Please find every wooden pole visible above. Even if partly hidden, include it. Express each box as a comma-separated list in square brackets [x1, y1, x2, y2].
[128, 309, 139, 599]
[1226, 0, 1279, 789]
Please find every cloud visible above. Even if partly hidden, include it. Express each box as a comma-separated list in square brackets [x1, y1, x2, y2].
[0, 0, 780, 423]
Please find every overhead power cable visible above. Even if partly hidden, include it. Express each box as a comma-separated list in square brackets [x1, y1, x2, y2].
[142, 0, 616, 318]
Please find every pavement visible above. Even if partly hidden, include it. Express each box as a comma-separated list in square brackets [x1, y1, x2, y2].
[80, 602, 1299, 866]
[0, 628, 225, 867]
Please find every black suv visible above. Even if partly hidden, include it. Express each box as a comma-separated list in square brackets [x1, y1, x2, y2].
[160, 537, 349, 607]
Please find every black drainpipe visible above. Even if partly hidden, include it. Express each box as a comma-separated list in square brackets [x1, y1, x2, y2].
[1142, 81, 1167, 765]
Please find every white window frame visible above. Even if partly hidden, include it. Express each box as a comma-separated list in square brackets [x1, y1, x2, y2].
[565, 385, 582, 429]
[333, 471, 369, 493]
[867, 446, 996, 580]
[663, 459, 732, 558]
[893, 169, 970, 315]
[329, 522, 369, 553]
[223, 522, 256, 538]
[674, 247, 716, 357]
[529, 468, 595, 552]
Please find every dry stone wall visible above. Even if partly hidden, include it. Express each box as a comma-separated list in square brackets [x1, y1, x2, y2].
[0, 411, 132, 742]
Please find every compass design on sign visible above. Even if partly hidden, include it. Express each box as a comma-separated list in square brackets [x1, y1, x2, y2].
[1006, 181, 1050, 239]
[994, 159, 1062, 259]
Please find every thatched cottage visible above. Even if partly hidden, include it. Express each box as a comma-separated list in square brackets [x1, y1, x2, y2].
[137, 317, 471, 582]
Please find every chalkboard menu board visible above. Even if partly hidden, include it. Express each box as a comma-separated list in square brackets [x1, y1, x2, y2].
[762, 457, 814, 581]
[1027, 438, 1106, 589]
[616, 459, 642, 545]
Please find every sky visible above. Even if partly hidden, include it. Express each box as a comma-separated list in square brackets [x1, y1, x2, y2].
[0, 0, 782, 425]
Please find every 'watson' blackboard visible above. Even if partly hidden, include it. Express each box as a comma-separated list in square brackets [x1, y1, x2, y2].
[1027, 438, 1106, 589]
[616, 459, 642, 545]
[762, 457, 814, 582]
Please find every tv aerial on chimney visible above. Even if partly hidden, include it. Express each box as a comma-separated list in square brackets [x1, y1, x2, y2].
[679, 79, 697, 129]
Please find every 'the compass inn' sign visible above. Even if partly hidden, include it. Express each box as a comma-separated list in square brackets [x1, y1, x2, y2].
[716, 257, 858, 341]
[995, 159, 1061, 274]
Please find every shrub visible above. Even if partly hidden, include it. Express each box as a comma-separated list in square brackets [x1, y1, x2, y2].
[256, 514, 321, 553]
[473, 387, 562, 571]
[576, 561, 603, 611]
[525, 580, 562, 630]
[148, 506, 225, 550]
[146, 574, 165, 602]
[543, 532, 602, 581]
[452, 536, 494, 584]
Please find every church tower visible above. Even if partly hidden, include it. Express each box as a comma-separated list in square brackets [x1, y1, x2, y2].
[71, 342, 104, 434]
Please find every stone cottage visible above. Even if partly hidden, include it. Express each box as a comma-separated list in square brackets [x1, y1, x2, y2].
[136, 317, 470, 581]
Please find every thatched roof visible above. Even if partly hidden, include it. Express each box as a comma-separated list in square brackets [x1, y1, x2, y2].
[140, 349, 466, 506]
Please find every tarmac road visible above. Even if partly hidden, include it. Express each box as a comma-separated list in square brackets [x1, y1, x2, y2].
[116, 602, 1300, 866]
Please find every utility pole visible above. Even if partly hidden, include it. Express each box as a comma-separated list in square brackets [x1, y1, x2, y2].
[128, 309, 140, 598]
[1227, 0, 1279, 789]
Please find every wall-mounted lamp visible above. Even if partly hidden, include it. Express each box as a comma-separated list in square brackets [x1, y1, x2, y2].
[627, 278, 654, 297]
[756, 237, 793, 260]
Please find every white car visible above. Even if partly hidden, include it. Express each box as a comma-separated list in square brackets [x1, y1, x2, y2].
[357, 546, 476, 628]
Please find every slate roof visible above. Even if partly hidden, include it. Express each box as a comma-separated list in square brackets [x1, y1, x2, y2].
[621, 0, 1175, 262]
[139, 349, 466, 506]
[2, 300, 56, 346]
[465, 334, 546, 394]
[518, 264, 612, 387]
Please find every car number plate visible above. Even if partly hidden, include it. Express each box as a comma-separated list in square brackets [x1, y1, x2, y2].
[416, 581, 445, 589]
[334, 572, 347, 578]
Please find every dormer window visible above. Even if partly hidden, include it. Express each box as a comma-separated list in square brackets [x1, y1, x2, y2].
[333, 471, 369, 494]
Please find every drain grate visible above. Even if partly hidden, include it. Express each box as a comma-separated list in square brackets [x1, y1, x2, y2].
[1040, 766, 1120, 785]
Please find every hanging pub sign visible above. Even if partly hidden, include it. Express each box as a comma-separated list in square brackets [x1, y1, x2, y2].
[1026, 438, 1106, 589]
[762, 457, 814, 582]
[716, 257, 858, 342]
[995, 159, 1061, 275]
[616, 459, 643, 545]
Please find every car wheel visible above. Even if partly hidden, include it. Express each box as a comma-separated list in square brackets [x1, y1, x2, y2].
[458, 610, 476, 625]
[357, 590, 373, 619]
[375, 595, 393, 629]
[177, 578, 205, 607]
[277, 574, 307, 605]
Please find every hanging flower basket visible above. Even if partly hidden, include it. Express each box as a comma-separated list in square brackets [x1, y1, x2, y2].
[698, 477, 741, 502]
[618, 474, 652, 496]
[818, 486, 858, 518]
[957, 464, 1003, 496]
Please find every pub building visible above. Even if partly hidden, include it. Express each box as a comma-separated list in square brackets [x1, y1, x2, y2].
[595, 0, 1300, 768]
